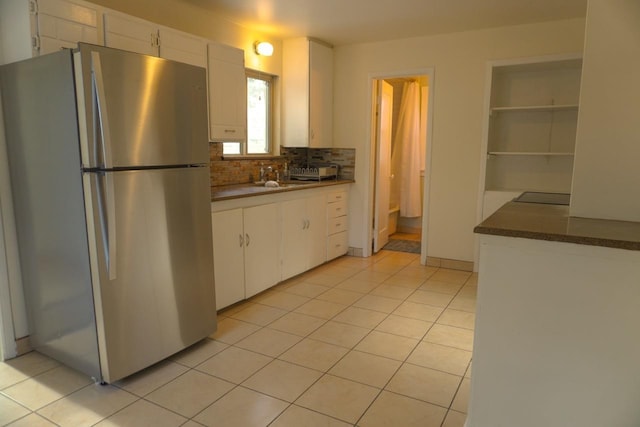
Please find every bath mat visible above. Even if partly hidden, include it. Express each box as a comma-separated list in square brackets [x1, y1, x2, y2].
[383, 239, 421, 254]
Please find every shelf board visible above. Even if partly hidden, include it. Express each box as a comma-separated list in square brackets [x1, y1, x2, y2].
[490, 104, 579, 113]
[488, 152, 575, 156]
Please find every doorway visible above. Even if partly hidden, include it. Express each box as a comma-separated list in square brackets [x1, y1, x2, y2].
[371, 71, 433, 263]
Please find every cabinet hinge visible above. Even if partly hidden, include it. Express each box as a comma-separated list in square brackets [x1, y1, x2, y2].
[31, 35, 40, 50]
[28, 0, 38, 14]
[152, 31, 160, 48]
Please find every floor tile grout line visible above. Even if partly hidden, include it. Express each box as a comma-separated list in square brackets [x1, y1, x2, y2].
[213, 260, 445, 424]
[294, 261, 444, 423]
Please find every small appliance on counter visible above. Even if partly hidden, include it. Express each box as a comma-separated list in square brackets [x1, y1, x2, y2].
[289, 164, 338, 181]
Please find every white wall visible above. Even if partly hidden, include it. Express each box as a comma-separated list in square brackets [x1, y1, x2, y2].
[570, 0, 640, 222]
[334, 18, 586, 262]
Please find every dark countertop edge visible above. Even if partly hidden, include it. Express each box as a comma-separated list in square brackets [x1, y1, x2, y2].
[474, 202, 640, 251]
[211, 179, 354, 202]
[473, 224, 640, 251]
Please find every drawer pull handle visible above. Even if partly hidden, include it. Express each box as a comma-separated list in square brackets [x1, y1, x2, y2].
[224, 129, 236, 133]
[335, 223, 341, 227]
[239, 234, 244, 247]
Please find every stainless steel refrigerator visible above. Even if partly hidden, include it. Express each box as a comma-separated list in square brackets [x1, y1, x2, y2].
[0, 43, 217, 383]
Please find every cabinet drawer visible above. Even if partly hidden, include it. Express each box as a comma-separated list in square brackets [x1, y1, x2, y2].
[327, 231, 348, 260]
[327, 216, 347, 235]
[327, 191, 347, 203]
[327, 199, 347, 218]
[210, 124, 246, 141]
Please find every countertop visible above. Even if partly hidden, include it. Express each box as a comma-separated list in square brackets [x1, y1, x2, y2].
[474, 201, 640, 251]
[211, 179, 354, 202]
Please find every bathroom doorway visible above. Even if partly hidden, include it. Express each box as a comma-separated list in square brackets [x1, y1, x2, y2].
[371, 71, 433, 262]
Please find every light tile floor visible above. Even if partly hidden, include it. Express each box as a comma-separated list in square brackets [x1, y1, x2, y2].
[0, 250, 475, 426]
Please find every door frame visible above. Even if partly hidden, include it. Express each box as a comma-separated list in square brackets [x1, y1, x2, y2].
[366, 68, 435, 264]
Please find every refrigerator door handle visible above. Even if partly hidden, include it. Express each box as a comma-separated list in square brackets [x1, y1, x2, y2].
[91, 51, 114, 169]
[103, 172, 118, 280]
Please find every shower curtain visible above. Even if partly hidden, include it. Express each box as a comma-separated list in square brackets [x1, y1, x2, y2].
[391, 81, 422, 218]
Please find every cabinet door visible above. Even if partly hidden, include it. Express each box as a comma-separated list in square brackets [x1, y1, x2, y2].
[37, 0, 99, 55]
[243, 203, 280, 297]
[281, 198, 308, 280]
[212, 209, 245, 310]
[306, 194, 327, 268]
[160, 28, 206, 68]
[282, 37, 310, 147]
[309, 40, 333, 148]
[208, 43, 247, 141]
[104, 13, 158, 56]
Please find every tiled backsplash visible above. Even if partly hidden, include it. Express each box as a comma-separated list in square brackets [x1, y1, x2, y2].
[209, 142, 355, 187]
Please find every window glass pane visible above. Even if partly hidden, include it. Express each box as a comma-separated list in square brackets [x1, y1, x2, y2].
[222, 141, 241, 155]
[247, 76, 269, 154]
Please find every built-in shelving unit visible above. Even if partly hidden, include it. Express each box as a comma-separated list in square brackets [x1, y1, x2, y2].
[479, 55, 582, 219]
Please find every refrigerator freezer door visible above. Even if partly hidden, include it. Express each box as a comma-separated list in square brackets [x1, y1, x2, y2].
[76, 43, 209, 169]
[84, 166, 216, 383]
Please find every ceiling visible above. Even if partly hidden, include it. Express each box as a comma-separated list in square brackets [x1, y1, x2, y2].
[184, 0, 588, 46]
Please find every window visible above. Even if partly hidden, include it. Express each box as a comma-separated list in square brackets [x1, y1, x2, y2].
[222, 70, 274, 156]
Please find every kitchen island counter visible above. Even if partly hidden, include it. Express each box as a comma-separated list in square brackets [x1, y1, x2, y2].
[469, 201, 640, 427]
[211, 179, 354, 202]
[474, 201, 640, 251]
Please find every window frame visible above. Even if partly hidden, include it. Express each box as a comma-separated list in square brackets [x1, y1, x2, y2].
[222, 69, 275, 157]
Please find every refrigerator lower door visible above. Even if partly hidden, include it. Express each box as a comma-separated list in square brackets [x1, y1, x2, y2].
[84, 166, 216, 383]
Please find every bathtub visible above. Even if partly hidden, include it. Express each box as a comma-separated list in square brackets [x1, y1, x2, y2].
[388, 204, 400, 235]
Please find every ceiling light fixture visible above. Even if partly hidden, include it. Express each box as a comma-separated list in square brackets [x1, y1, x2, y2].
[254, 41, 274, 56]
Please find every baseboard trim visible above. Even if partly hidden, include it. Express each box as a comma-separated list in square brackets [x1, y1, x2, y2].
[15, 336, 31, 356]
[347, 247, 364, 257]
[426, 257, 474, 272]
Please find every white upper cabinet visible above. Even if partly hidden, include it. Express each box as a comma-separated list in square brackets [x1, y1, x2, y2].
[0, 0, 100, 64]
[103, 12, 207, 67]
[103, 13, 157, 56]
[37, 0, 99, 54]
[207, 43, 247, 142]
[282, 37, 333, 148]
[160, 29, 207, 68]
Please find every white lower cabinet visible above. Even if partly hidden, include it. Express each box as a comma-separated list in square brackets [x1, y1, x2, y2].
[327, 191, 348, 260]
[211, 203, 280, 310]
[281, 194, 327, 280]
[211, 209, 244, 310]
[212, 185, 350, 310]
[243, 204, 280, 298]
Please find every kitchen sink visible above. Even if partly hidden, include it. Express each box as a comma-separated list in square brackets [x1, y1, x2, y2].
[278, 182, 308, 187]
[254, 181, 310, 188]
